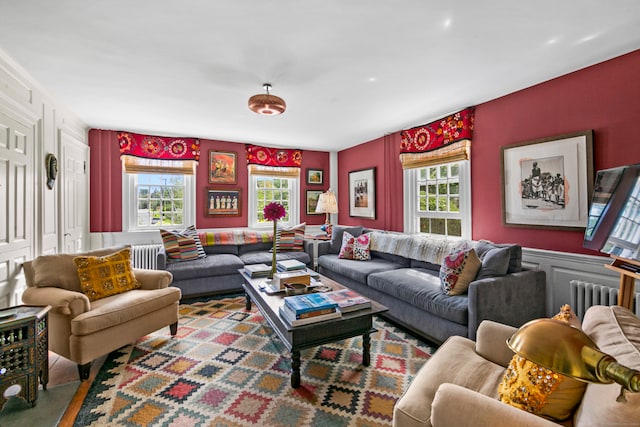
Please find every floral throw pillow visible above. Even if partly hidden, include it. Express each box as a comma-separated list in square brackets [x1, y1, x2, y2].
[338, 232, 371, 261]
[439, 248, 481, 295]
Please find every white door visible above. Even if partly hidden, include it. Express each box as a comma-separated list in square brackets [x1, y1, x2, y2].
[59, 131, 88, 253]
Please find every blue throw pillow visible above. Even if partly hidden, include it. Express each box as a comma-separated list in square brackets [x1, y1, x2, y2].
[475, 246, 510, 280]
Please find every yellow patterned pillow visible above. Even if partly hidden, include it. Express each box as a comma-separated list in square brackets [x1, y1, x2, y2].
[74, 248, 140, 301]
[498, 305, 587, 421]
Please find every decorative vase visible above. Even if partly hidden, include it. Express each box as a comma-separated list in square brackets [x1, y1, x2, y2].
[270, 219, 278, 279]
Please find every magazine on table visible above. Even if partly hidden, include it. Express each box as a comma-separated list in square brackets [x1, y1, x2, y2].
[284, 292, 338, 315]
[278, 305, 341, 326]
[324, 289, 371, 313]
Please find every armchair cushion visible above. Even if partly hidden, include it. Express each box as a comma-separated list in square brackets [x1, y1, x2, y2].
[32, 246, 129, 291]
[74, 248, 141, 301]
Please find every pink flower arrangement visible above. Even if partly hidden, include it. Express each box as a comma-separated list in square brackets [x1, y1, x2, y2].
[263, 202, 286, 221]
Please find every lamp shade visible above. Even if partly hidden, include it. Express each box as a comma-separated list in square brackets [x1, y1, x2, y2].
[315, 190, 338, 214]
[248, 83, 286, 115]
[508, 318, 640, 392]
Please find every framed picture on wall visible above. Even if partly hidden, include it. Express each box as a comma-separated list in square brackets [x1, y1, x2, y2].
[306, 190, 324, 215]
[501, 130, 593, 230]
[206, 188, 241, 216]
[306, 168, 324, 185]
[209, 151, 237, 184]
[349, 167, 376, 218]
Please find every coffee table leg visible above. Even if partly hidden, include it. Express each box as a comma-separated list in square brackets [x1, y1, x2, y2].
[291, 350, 301, 388]
[362, 332, 371, 366]
[245, 293, 252, 311]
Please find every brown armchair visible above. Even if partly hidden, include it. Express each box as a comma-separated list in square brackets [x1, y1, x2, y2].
[21, 247, 181, 380]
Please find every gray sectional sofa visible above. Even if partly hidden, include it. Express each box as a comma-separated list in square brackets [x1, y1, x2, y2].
[317, 226, 546, 344]
[157, 230, 311, 298]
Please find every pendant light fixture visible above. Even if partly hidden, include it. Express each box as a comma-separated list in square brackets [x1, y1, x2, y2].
[248, 83, 286, 115]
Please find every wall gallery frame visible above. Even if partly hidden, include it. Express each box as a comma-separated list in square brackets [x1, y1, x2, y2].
[306, 168, 323, 185]
[349, 167, 376, 218]
[306, 190, 324, 215]
[206, 188, 241, 216]
[209, 151, 237, 184]
[501, 130, 594, 230]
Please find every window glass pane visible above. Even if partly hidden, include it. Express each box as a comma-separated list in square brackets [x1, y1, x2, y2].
[450, 163, 459, 177]
[254, 176, 294, 224]
[438, 183, 447, 195]
[132, 173, 187, 229]
[439, 165, 448, 178]
[449, 182, 459, 195]
[437, 196, 447, 211]
[429, 167, 437, 180]
[428, 184, 437, 195]
[138, 187, 149, 198]
[431, 218, 446, 235]
[450, 196, 460, 212]
[447, 219, 462, 236]
[138, 200, 149, 210]
[419, 217, 430, 233]
[428, 196, 436, 211]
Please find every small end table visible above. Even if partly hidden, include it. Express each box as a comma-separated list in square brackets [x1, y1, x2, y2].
[0, 305, 51, 408]
[304, 234, 331, 271]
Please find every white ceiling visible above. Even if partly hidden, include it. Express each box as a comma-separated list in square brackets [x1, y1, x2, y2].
[1, 1, 640, 152]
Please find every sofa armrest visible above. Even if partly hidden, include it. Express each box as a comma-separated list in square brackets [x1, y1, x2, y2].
[133, 268, 173, 290]
[467, 269, 546, 340]
[22, 286, 90, 317]
[157, 246, 167, 270]
[317, 240, 331, 257]
[475, 320, 517, 367]
[431, 383, 557, 427]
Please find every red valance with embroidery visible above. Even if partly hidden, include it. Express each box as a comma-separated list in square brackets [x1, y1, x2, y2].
[400, 107, 474, 153]
[246, 144, 302, 167]
[118, 131, 200, 161]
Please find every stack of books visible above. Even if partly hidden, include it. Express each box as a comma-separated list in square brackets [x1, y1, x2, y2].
[244, 263, 272, 278]
[279, 292, 341, 326]
[276, 259, 307, 272]
[324, 289, 371, 313]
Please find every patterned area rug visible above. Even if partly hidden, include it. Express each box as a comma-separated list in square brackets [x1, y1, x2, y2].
[74, 295, 435, 426]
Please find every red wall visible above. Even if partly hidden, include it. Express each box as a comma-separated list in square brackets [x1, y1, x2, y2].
[89, 132, 330, 231]
[339, 48, 640, 255]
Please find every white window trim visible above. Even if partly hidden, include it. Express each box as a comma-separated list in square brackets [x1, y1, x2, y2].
[122, 172, 196, 232]
[403, 160, 472, 239]
[248, 174, 300, 229]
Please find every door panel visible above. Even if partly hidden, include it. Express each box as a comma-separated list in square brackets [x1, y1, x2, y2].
[59, 131, 88, 253]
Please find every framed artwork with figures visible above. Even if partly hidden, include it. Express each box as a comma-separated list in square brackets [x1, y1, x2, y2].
[206, 188, 241, 216]
[209, 151, 237, 184]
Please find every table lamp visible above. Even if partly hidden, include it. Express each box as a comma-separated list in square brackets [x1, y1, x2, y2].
[315, 189, 338, 237]
[507, 318, 640, 401]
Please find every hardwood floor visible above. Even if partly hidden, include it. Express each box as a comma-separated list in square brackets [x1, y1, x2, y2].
[48, 352, 107, 427]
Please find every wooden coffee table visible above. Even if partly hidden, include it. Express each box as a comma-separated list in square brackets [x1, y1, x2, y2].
[239, 269, 387, 388]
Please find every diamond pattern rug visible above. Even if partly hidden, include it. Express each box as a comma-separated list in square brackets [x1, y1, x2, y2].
[74, 295, 435, 426]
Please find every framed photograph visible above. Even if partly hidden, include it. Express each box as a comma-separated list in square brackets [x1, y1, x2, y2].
[209, 151, 237, 184]
[306, 190, 324, 215]
[306, 168, 324, 185]
[206, 188, 241, 216]
[349, 167, 376, 219]
[501, 130, 594, 230]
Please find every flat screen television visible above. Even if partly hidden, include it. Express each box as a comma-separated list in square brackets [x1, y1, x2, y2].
[583, 163, 640, 263]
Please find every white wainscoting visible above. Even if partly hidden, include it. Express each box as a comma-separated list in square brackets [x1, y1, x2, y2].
[522, 248, 620, 317]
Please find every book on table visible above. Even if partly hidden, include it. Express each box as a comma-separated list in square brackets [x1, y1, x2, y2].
[284, 292, 338, 315]
[276, 259, 307, 272]
[323, 289, 371, 313]
[278, 305, 341, 327]
[244, 263, 272, 278]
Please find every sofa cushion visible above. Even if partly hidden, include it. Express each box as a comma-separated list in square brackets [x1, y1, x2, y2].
[368, 268, 469, 325]
[338, 232, 371, 261]
[238, 242, 274, 255]
[371, 250, 411, 267]
[409, 259, 441, 271]
[71, 286, 181, 336]
[475, 246, 510, 280]
[239, 250, 310, 266]
[573, 305, 640, 426]
[74, 248, 141, 302]
[318, 253, 401, 284]
[204, 245, 239, 255]
[440, 249, 481, 296]
[276, 222, 305, 252]
[160, 228, 202, 262]
[498, 305, 587, 422]
[475, 241, 522, 273]
[32, 246, 130, 292]
[166, 254, 244, 281]
[330, 225, 364, 254]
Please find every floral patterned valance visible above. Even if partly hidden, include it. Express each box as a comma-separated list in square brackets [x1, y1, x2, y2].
[400, 107, 474, 154]
[246, 144, 302, 167]
[118, 131, 200, 161]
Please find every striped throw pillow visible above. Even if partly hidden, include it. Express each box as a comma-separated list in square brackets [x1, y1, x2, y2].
[276, 222, 306, 252]
[161, 228, 201, 262]
[182, 225, 207, 259]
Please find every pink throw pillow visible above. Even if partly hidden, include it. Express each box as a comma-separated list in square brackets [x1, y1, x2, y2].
[338, 232, 371, 261]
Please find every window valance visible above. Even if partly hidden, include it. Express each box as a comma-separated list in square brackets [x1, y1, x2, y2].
[118, 131, 201, 174]
[399, 107, 474, 169]
[246, 144, 302, 168]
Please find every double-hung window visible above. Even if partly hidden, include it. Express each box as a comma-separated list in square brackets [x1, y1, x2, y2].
[122, 158, 195, 231]
[404, 160, 471, 238]
[247, 166, 300, 228]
